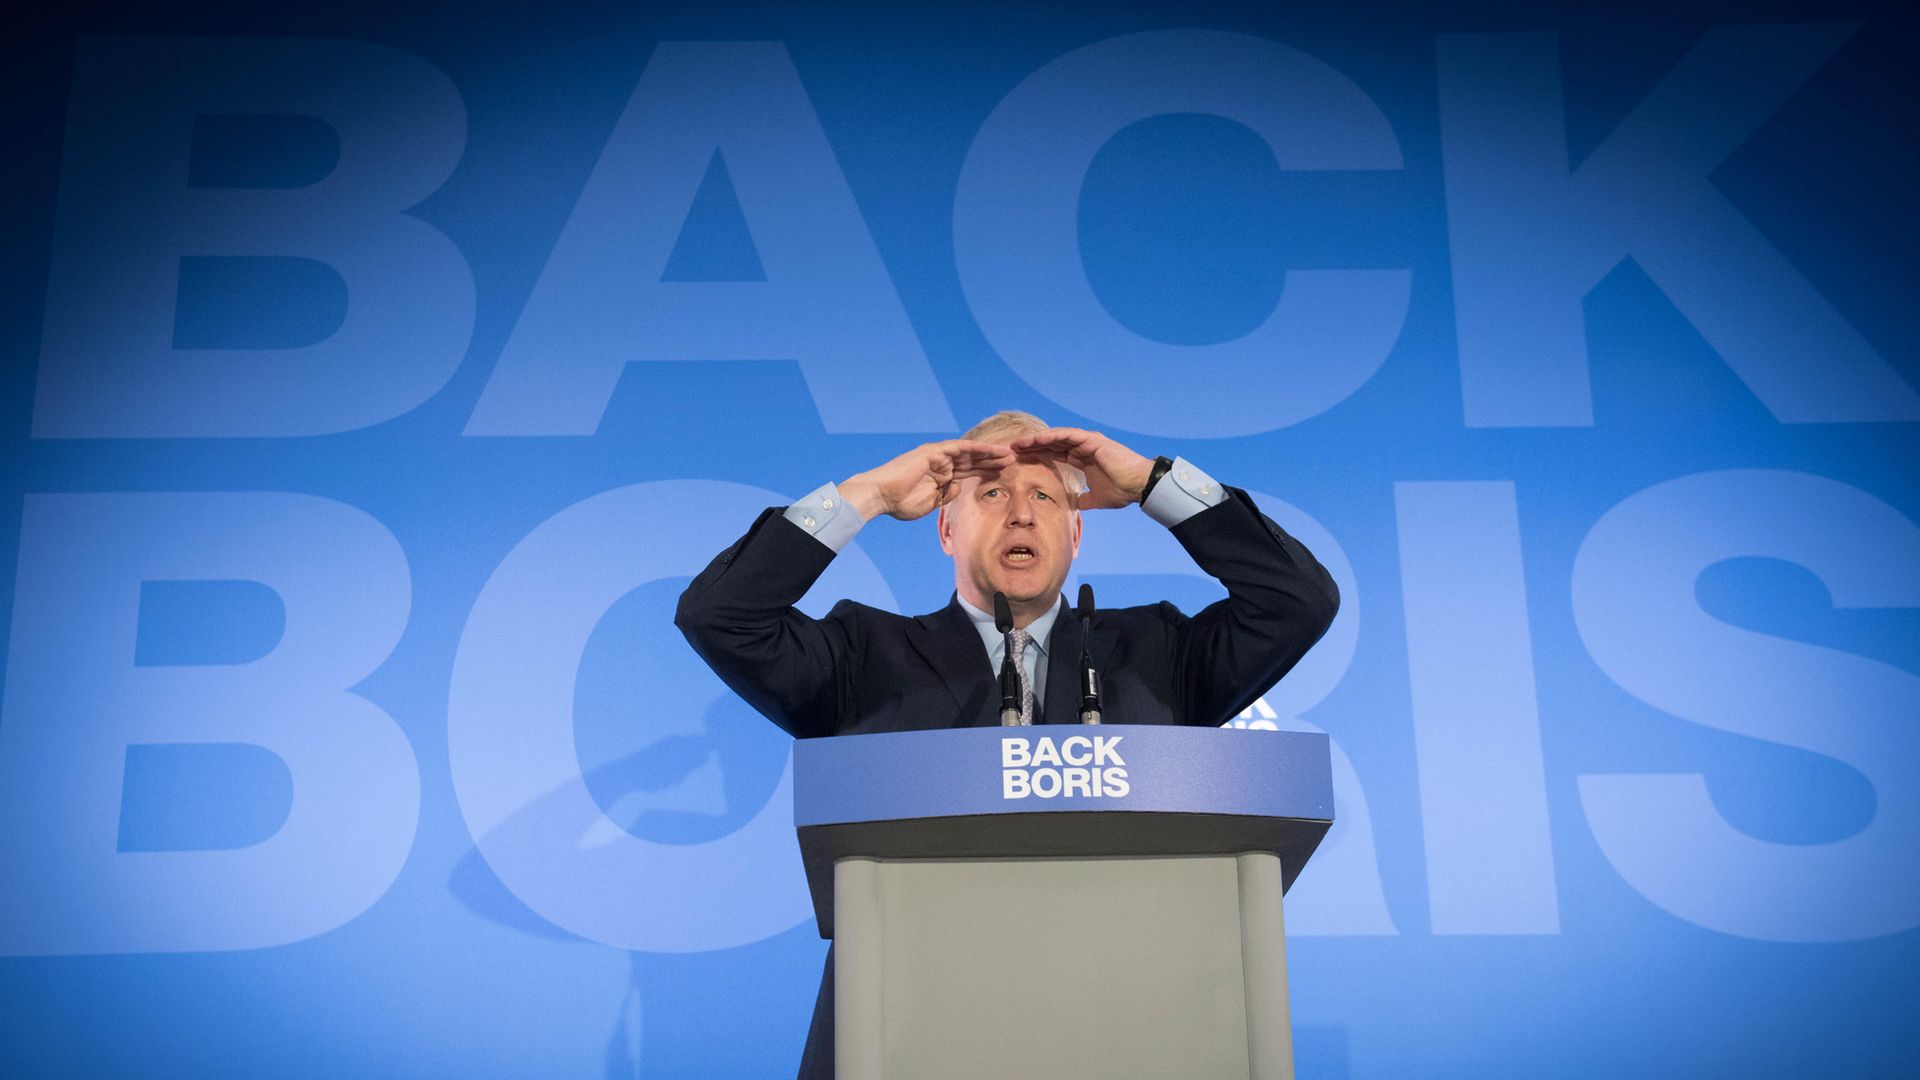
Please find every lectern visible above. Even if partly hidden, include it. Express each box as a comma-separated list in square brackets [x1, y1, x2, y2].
[794, 724, 1334, 1080]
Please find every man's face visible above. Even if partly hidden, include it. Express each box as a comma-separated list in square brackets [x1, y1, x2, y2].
[937, 451, 1082, 620]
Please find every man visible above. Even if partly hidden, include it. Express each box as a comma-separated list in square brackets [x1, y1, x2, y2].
[674, 411, 1339, 1077]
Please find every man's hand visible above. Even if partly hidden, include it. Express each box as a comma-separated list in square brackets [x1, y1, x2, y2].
[839, 440, 1015, 522]
[1007, 428, 1154, 510]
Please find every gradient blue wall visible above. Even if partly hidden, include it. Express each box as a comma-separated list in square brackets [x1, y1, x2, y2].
[2, 1, 1916, 1076]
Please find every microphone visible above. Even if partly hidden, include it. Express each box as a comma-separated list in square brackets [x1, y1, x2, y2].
[1076, 584, 1102, 725]
[993, 592, 1025, 726]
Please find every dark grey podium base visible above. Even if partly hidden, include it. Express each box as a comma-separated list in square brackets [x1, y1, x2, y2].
[833, 852, 1294, 1080]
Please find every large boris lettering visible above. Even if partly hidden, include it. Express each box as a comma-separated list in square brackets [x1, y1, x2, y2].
[0, 493, 417, 955]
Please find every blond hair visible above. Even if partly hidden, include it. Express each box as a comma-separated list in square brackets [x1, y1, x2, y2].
[961, 409, 1086, 499]
[962, 409, 1050, 443]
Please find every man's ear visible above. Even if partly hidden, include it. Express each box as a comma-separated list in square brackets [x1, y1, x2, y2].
[937, 505, 955, 555]
[1069, 508, 1082, 558]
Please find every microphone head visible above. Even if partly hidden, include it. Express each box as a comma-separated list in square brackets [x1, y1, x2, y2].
[1077, 583, 1095, 624]
[993, 592, 1013, 634]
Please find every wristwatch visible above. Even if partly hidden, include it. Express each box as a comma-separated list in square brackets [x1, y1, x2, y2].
[1139, 455, 1175, 505]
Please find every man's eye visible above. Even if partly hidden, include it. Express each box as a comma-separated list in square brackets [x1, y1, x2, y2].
[983, 488, 1003, 498]
[1035, 491, 1052, 501]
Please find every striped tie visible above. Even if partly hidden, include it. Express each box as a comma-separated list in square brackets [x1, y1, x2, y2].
[1009, 628, 1035, 726]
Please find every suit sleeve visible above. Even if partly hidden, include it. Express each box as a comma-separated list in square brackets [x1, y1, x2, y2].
[1163, 486, 1341, 726]
[673, 507, 857, 739]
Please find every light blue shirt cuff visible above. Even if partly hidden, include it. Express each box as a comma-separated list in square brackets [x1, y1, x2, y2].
[784, 481, 868, 553]
[1141, 456, 1227, 528]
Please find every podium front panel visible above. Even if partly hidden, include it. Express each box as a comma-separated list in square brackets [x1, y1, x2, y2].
[833, 852, 1294, 1080]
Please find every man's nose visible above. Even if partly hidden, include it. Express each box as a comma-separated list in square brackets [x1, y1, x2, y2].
[1006, 494, 1036, 525]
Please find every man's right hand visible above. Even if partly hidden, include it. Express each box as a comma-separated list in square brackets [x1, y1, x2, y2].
[840, 440, 1014, 522]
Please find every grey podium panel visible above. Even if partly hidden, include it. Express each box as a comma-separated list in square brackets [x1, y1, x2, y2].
[834, 853, 1293, 1080]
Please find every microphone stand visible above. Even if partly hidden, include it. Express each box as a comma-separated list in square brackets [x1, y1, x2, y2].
[993, 592, 1026, 726]
[1077, 583, 1102, 725]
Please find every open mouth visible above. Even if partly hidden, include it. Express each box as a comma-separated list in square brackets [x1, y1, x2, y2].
[1003, 545, 1037, 564]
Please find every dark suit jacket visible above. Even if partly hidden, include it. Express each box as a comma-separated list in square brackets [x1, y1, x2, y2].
[673, 485, 1339, 1077]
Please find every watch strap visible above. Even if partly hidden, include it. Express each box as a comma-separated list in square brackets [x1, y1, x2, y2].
[1139, 455, 1175, 505]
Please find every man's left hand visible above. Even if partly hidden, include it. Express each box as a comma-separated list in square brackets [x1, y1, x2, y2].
[1006, 428, 1155, 510]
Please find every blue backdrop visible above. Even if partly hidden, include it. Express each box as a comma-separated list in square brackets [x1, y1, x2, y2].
[2, 1, 1916, 1076]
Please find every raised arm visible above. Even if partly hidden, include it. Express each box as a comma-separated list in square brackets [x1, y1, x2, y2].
[1009, 427, 1340, 725]
[1163, 486, 1340, 725]
[673, 440, 1012, 737]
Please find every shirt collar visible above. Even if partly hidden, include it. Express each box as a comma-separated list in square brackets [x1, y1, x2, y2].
[955, 593, 1062, 660]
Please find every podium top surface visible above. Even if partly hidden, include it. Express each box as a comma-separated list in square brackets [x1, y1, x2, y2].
[792, 725, 1335, 936]
[794, 724, 1333, 827]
